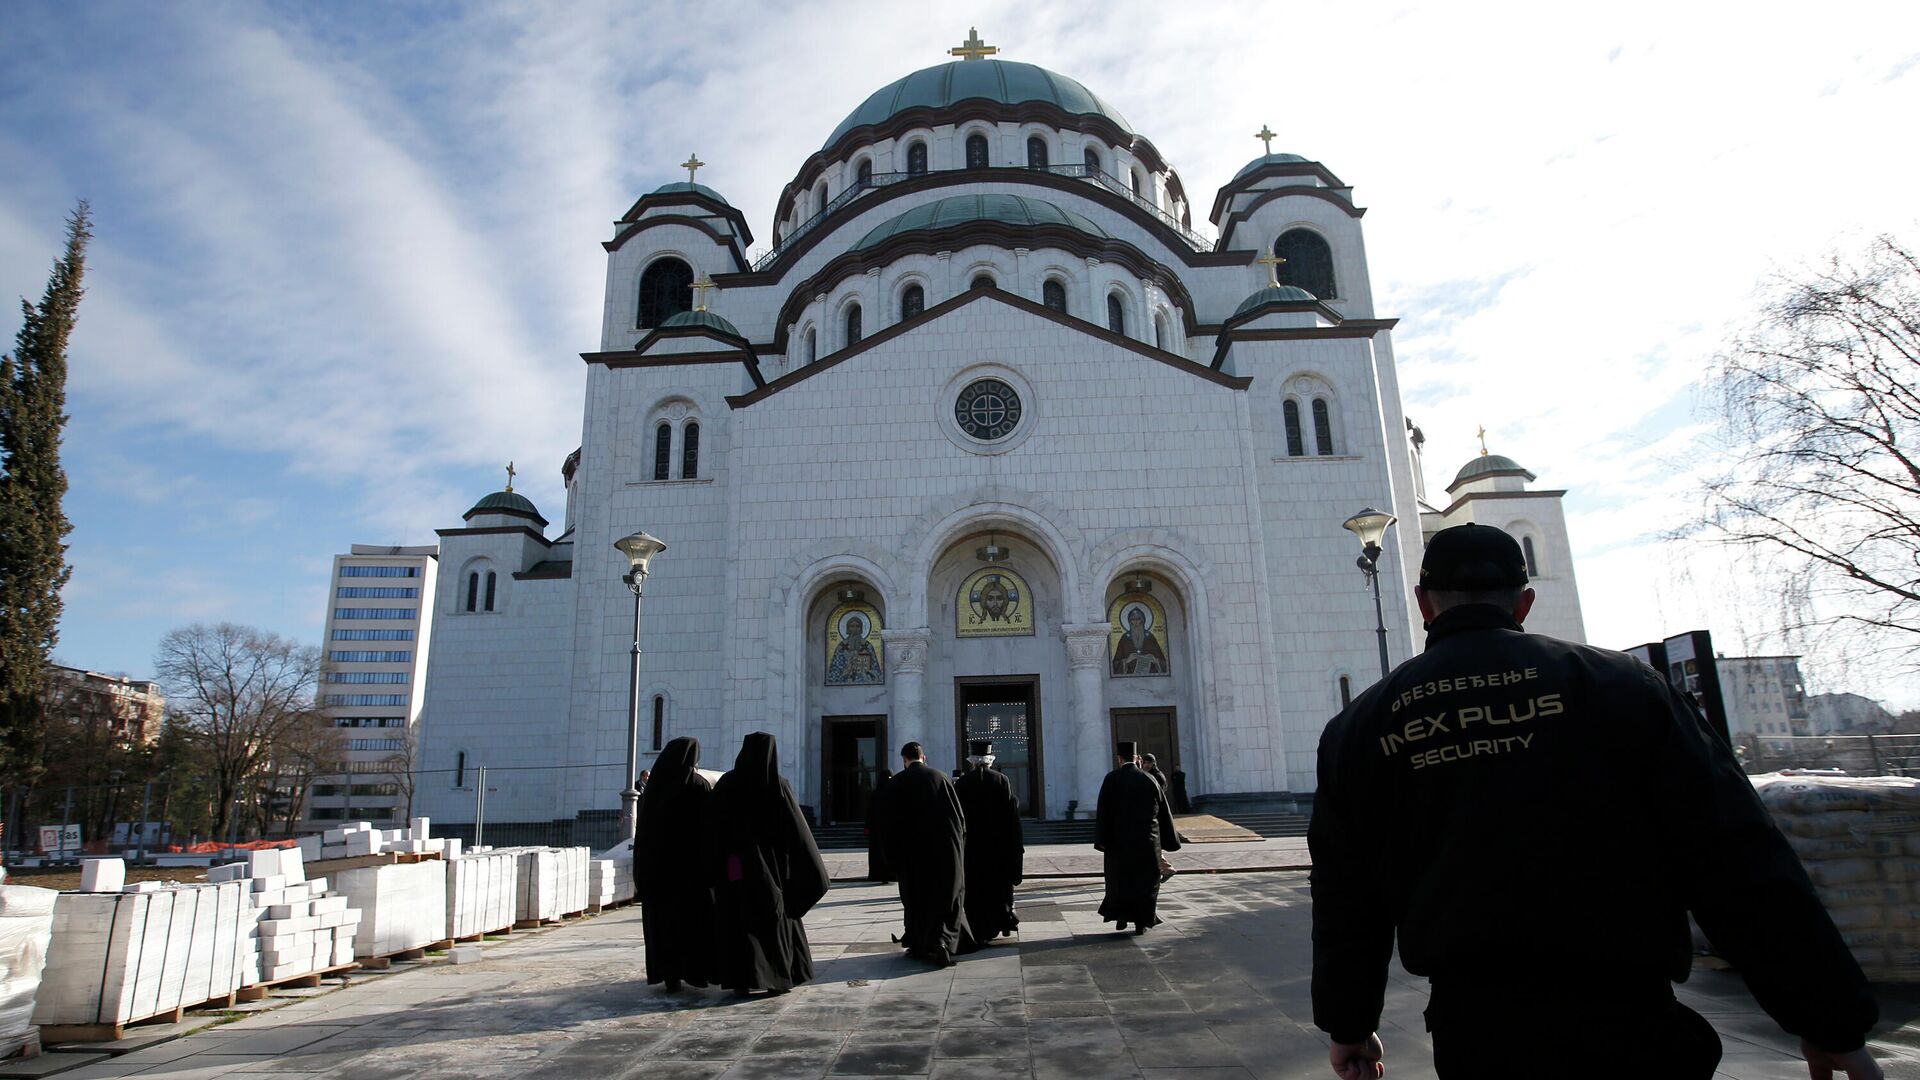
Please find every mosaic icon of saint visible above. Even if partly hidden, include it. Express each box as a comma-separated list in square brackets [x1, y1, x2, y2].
[828, 612, 883, 685]
[1111, 602, 1169, 676]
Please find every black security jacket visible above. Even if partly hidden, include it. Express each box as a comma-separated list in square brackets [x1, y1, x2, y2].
[1308, 605, 1876, 1051]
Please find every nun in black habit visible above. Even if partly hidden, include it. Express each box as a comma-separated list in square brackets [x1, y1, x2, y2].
[634, 736, 714, 991]
[1094, 741, 1182, 934]
[953, 740, 1024, 942]
[872, 741, 973, 965]
[705, 731, 831, 994]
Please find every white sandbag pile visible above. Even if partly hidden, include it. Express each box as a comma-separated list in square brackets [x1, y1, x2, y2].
[1753, 772, 1920, 982]
[588, 857, 635, 908]
[446, 851, 517, 940]
[32, 879, 251, 1028]
[498, 847, 591, 923]
[329, 862, 447, 958]
[1, 885, 56, 1056]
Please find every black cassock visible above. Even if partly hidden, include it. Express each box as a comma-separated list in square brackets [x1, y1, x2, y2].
[865, 770, 894, 884]
[954, 765, 1024, 941]
[874, 760, 973, 960]
[705, 732, 830, 992]
[1095, 762, 1182, 929]
[635, 736, 715, 988]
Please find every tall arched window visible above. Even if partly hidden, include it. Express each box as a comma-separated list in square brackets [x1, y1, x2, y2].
[484, 572, 497, 612]
[965, 133, 989, 169]
[805, 327, 817, 364]
[1106, 293, 1126, 335]
[900, 284, 924, 320]
[1154, 313, 1169, 350]
[681, 421, 700, 479]
[465, 572, 479, 612]
[1042, 279, 1068, 313]
[856, 160, 872, 187]
[1129, 170, 1142, 196]
[455, 750, 467, 788]
[906, 142, 928, 176]
[845, 304, 862, 346]
[1312, 398, 1335, 455]
[970, 274, 995, 291]
[815, 183, 828, 216]
[1027, 136, 1048, 169]
[1522, 536, 1540, 578]
[652, 695, 665, 751]
[1083, 146, 1102, 173]
[1283, 400, 1305, 457]
[654, 422, 672, 480]
[637, 257, 693, 328]
[1275, 229, 1337, 301]
[1339, 675, 1353, 708]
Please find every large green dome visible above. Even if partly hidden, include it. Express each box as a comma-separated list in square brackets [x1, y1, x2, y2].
[824, 60, 1131, 149]
[853, 194, 1110, 251]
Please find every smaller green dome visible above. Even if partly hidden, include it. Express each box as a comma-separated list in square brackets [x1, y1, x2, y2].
[649, 181, 730, 205]
[1449, 454, 1535, 490]
[466, 490, 545, 524]
[1233, 152, 1311, 181]
[660, 309, 742, 337]
[1233, 284, 1317, 316]
[854, 194, 1109, 251]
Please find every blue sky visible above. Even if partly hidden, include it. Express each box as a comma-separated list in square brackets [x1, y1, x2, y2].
[5, 1, 1919, 706]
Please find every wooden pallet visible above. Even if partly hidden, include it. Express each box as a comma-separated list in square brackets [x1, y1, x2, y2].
[1, 1029, 41, 1060]
[38, 982, 253, 1043]
[355, 939, 454, 969]
[513, 917, 562, 929]
[233, 962, 358, 1003]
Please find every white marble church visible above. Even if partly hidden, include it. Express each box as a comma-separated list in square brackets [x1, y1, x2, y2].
[414, 32, 1585, 834]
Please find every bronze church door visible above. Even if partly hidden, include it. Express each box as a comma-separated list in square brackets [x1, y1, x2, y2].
[821, 715, 887, 826]
[1110, 708, 1179, 772]
[954, 676, 1043, 817]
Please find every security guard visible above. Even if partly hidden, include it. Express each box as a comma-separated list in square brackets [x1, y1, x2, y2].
[1309, 524, 1880, 1080]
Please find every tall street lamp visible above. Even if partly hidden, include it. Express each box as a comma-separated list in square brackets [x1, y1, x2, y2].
[1342, 507, 1397, 680]
[614, 531, 667, 843]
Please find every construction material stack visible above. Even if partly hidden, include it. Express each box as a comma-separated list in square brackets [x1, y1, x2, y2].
[587, 857, 635, 910]
[0, 885, 55, 1057]
[500, 847, 592, 925]
[217, 849, 356, 983]
[446, 851, 516, 939]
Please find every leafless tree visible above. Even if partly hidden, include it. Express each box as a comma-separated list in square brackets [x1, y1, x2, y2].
[154, 623, 320, 838]
[263, 714, 345, 834]
[1692, 234, 1920, 675]
[379, 723, 418, 822]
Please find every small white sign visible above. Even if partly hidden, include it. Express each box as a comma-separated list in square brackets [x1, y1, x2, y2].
[38, 823, 82, 854]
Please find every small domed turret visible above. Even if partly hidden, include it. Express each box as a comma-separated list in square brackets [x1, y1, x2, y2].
[465, 489, 547, 527]
[1233, 284, 1317, 317]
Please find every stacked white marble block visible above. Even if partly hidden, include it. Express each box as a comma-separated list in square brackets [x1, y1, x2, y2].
[328, 862, 447, 958]
[445, 851, 517, 939]
[0, 885, 56, 1055]
[298, 818, 459, 862]
[32, 878, 252, 1027]
[588, 857, 634, 908]
[211, 847, 357, 984]
[497, 847, 591, 923]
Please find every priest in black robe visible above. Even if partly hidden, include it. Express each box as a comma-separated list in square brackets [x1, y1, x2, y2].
[953, 740, 1023, 943]
[1095, 741, 1182, 934]
[873, 740, 973, 966]
[634, 736, 715, 991]
[705, 731, 830, 994]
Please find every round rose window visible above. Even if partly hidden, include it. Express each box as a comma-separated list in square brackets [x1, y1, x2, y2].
[954, 378, 1023, 441]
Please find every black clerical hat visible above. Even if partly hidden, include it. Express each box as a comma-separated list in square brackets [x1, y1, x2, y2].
[1420, 523, 1528, 591]
[1116, 741, 1139, 759]
[969, 740, 993, 757]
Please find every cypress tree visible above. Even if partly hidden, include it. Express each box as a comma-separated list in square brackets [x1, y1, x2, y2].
[0, 202, 90, 778]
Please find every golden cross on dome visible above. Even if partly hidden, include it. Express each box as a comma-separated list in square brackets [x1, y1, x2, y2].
[1476, 426, 1489, 455]
[504, 461, 516, 492]
[1254, 252, 1286, 286]
[950, 27, 998, 61]
[1255, 124, 1277, 155]
[690, 273, 718, 312]
[680, 153, 705, 184]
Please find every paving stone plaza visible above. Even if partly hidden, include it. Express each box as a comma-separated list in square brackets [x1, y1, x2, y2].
[22, 863, 1920, 1080]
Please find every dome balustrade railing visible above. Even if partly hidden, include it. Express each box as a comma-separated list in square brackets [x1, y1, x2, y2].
[749, 163, 1211, 273]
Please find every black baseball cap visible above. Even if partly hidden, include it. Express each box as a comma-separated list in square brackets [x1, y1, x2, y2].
[1420, 524, 1528, 591]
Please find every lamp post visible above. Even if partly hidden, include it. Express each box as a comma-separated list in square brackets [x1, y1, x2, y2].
[1342, 507, 1398, 680]
[614, 531, 667, 843]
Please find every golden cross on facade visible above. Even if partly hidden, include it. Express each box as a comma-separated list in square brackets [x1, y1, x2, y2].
[1255, 124, 1277, 155]
[950, 27, 998, 61]
[690, 273, 718, 312]
[1476, 426, 1489, 455]
[680, 153, 705, 184]
[1254, 252, 1286, 286]
[504, 461, 516, 492]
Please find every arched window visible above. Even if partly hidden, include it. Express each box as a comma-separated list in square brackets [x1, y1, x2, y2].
[484, 571, 497, 612]
[1154, 313, 1169, 350]
[454, 750, 467, 788]
[1339, 675, 1353, 708]
[1275, 229, 1337, 300]
[805, 327, 817, 364]
[970, 274, 995, 291]
[652, 695, 665, 751]
[906, 142, 928, 176]
[1312, 398, 1334, 455]
[1129, 170, 1142, 196]
[856, 160, 872, 187]
[1106, 293, 1126, 335]
[900, 284, 924, 320]
[1027, 136, 1048, 169]
[1283, 400, 1305, 457]
[845, 303, 862, 346]
[653, 422, 672, 480]
[965, 133, 990, 169]
[815, 183, 828, 216]
[1083, 146, 1102, 173]
[1522, 536, 1540, 578]
[681, 421, 700, 479]
[636, 257, 692, 328]
[1042, 279, 1068, 313]
[465, 572, 479, 613]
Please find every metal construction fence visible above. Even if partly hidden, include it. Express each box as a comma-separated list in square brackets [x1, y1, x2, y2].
[1734, 733, 1920, 778]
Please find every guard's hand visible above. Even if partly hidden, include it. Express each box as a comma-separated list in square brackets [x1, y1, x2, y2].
[1329, 1033, 1384, 1079]
[1803, 1039, 1883, 1079]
